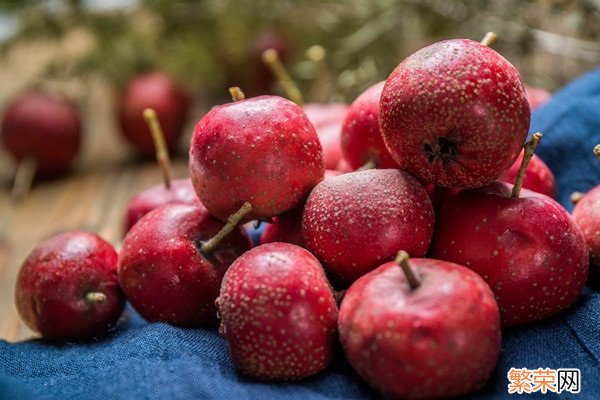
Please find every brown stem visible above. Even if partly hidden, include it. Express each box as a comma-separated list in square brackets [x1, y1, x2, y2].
[201, 202, 253, 254]
[86, 292, 107, 303]
[10, 156, 38, 203]
[306, 45, 332, 103]
[594, 144, 600, 160]
[143, 108, 172, 189]
[261, 48, 305, 106]
[511, 132, 542, 198]
[395, 250, 421, 289]
[481, 32, 498, 46]
[229, 87, 245, 101]
[570, 191, 584, 204]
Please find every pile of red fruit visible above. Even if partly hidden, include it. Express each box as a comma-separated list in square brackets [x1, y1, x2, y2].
[0, 72, 189, 201]
[13, 34, 593, 399]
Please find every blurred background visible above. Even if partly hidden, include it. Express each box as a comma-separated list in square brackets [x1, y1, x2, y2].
[0, 0, 600, 182]
[0, 0, 599, 341]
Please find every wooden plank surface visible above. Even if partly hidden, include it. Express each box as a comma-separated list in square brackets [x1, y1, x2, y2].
[0, 79, 199, 342]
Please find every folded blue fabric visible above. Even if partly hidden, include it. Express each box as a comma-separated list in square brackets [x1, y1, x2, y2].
[2, 67, 600, 400]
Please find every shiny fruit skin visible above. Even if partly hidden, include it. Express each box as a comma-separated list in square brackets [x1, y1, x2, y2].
[119, 204, 251, 327]
[339, 258, 501, 399]
[217, 243, 338, 381]
[1, 91, 81, 177]
[572, 185, 600, 284]
[380, 39, 530, 188]
[501, 151, 556, 198]
[341, 82, 397, 169]
[259, 170, 342, 248]
[302, 169, 434, 286]
[431, 182, 588, 326]
[189, 95, 324, 222]
[304, 103, 349, 170]
[15, 231, 124, 340]
[432, 152, 556, 213]
[124, 178, 202, 233]
[118, 72, 189, 154]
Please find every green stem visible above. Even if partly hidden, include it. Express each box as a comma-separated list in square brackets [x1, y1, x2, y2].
[143, 108, 172, 189]
[201, 202, 253, 254]
[480, 32, 497, 46]
[86, 292, 107, 303]
[570, 192, 584, 204]
[511, 132, 542, 198]
[229, 87, 245, 101]
[262, 48, 305, 106]
[358, 157, 378, 171]
[11, 156, 38, 203]
[395, 250, 421, 289]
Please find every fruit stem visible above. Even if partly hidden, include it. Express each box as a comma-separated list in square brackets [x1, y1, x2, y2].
[261, 48, 305, 106]
[201, 202, 253, 254]
[86, 292, 107, 303]
[511, 132, 542, 198]
[358, 157, 378, 171]
[306, 45, 331, 102]
[594, 144, 600, 160]
[395, 250, 421, 289]
[10, 156, 38, 203]
[570, 191, 584, 204]
[143, 108, 172, 189]
[480, 32, 498, 46]
[229, 87, 245, 102]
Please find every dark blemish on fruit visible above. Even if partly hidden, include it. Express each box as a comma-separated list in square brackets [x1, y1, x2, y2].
[423, 137, 458, 166]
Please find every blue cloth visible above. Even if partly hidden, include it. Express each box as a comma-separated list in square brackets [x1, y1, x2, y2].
[3, 68, 600, 400]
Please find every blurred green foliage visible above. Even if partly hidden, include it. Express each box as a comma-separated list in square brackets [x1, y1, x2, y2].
[1, 0, 599, 102]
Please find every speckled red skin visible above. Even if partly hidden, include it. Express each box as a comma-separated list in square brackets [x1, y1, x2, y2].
[15, 231, 124, 340]
[216, 243, 338, 381]
[302, 169, 434, 286]
[429, 154, 556, 212]
[380, 39, 530, 188]
[189, 95, 324, 222]
[431, 182, 589, 326]
[118, 72, 189, 155]
[1, 91, 81, 177]
[124, 178, 202, 234]
[341, 82, 397, 170]
[500, 151, 556, 198]
[525, 85, 552, 110]
[339, 258, 501, 399]
[304, 103, 348, 170]
[260, 170, 342, 248]
[119, 204, 251, 327]
[572, 185, 600, 284]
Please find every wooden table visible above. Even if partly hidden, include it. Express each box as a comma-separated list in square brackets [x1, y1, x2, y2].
[0, 81, 199, 342]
